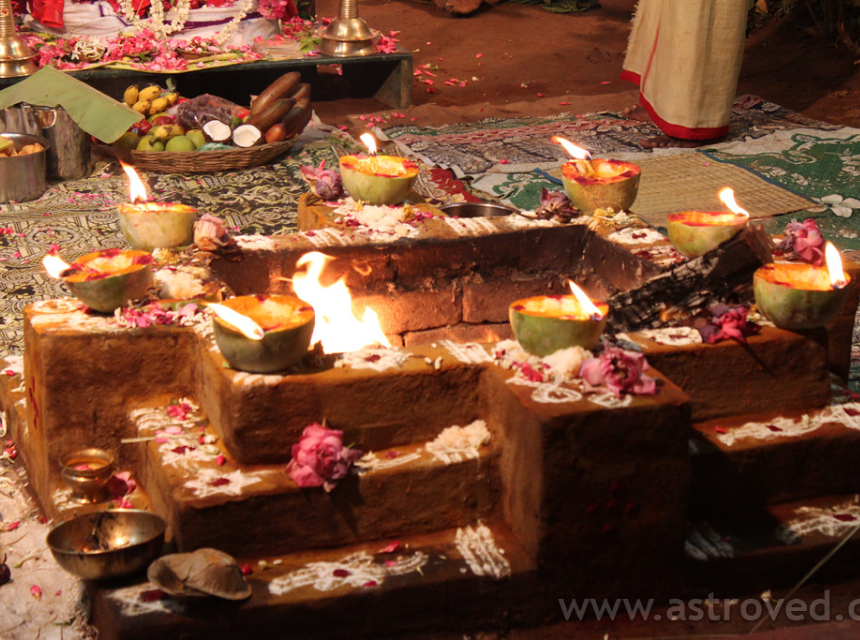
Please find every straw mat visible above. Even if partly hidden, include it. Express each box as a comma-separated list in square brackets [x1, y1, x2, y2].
[628, 152, 816, 226]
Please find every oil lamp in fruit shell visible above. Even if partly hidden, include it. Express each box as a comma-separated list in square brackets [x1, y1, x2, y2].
[666, 187, 750, 258]
[117, 162, 198, 252]
[338, 133, 419, 206]
[555, 137, 640, 216]
[43, 249, 154, 313]
[211, 295, 315, 373]
[509, 280, 609, 356]
[754, 242, 851, 330]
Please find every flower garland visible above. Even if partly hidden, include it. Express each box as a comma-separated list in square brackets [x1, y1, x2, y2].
[117, 0, 255, 44]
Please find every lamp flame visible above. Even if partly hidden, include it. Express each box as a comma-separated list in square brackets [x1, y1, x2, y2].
[359, 133, 378, 155]
[207, 303, 265, 340]
[43, 254, 71, 279]
[292, 251, 390, 353]
[121, 161, 149, 204]
[825, 242, 848, 289]
[718, 187, 750, 219]
[568, 280, 604, 319]
[553, 136, 591, 160]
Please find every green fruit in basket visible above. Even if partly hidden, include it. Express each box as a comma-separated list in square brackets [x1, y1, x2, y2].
[114, 132, 139, 150]
[136, 135, 164, 152]
[186, 129, 206, 149]
[165, 135, 197, 152]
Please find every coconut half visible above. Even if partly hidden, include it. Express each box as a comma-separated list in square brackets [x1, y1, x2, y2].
[202, 120, 232, 143]
[232, 124, 262, 148]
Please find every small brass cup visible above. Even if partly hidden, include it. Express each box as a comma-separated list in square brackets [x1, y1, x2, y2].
[59, 448, 115, 503]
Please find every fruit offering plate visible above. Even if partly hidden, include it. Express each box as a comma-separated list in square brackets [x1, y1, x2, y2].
[96, 138, 295, 174]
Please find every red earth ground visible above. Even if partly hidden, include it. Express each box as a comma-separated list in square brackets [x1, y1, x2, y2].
[313, 0, 860, 134]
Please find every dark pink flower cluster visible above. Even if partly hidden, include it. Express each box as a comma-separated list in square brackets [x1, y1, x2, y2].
[258, 0, 298, 20]
[286, 423, 362, 492]
[579, 345, 657, 398]
[775, 218, 825, 266]
[697, 303, 758, 345]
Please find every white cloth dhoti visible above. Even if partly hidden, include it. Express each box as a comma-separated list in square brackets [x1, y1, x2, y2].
[621, 0, 748, 140]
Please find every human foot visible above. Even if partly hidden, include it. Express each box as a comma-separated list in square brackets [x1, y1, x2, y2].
[621, 105, 651, 122]
[639, 134, 725, 149]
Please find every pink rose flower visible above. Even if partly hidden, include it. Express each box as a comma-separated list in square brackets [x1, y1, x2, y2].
[579, 345, 657, 398]
[286, 423, 363, 492]
[697, 303, 758, 345]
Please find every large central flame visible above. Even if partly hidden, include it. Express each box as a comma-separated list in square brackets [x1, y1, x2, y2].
[121, 161, 149, 204]
[292, 252, 390, 353]
[825, 242, 848, 288]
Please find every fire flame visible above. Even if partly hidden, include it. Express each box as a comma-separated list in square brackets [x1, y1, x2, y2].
[825, 242, 848, 288]
[553, 136, 591, 160]
[568, 280, 604, 319]
[292, 252, 390, 353]
[42, 254, 71, 279]
[121, 161, 149, 204]
[718, 187, 750, 218]
[207, 302, 265, 340]
[359, 133, 378, 155]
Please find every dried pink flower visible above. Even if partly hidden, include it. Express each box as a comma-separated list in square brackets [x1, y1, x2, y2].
[776, 218, 825, 265]
[300, 160, 343, 201]
[285, 422, 363, 492]
[579, 345, 657, 398]
[194, 213, 237, 252]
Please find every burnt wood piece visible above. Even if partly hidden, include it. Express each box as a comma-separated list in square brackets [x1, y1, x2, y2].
[607, 224, 774, 332]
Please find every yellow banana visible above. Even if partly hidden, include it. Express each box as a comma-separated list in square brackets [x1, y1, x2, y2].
[131, 100, 152, 114]
[123, 85, 139, 106]
[148, 97, 170, 115]
[138, 85, 162, 102]
[164, 92, 180, 106]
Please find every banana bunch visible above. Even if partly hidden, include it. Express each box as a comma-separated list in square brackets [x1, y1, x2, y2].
[123, 84, 180, 116]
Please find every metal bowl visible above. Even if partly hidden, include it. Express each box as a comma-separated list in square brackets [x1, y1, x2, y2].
[0, 132, 49, 203]
[439, 202, 517, 218]
[47, 510, 166, 580]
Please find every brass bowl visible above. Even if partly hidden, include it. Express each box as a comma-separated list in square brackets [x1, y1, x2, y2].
[59, 447, 115, 503]
[47, 510, 166, 580]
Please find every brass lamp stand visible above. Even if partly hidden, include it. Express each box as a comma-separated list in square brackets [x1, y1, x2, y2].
[0, 0, 36, 78]
[319, 0, 377, 57]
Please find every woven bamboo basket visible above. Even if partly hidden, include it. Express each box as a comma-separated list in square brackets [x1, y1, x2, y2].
[98, 138, 295, 174]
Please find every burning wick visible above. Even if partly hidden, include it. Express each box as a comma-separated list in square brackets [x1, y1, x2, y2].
[42, 254, 72, 279]
[206, 302, 265, 340]
[718, 187, 750, 219]
[568, 280, 605, 320]
[359, 133, 379, 173]
[120, 161, 149, 204]
[553, 136, 595, 177]
[825, 242, 848, 289]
